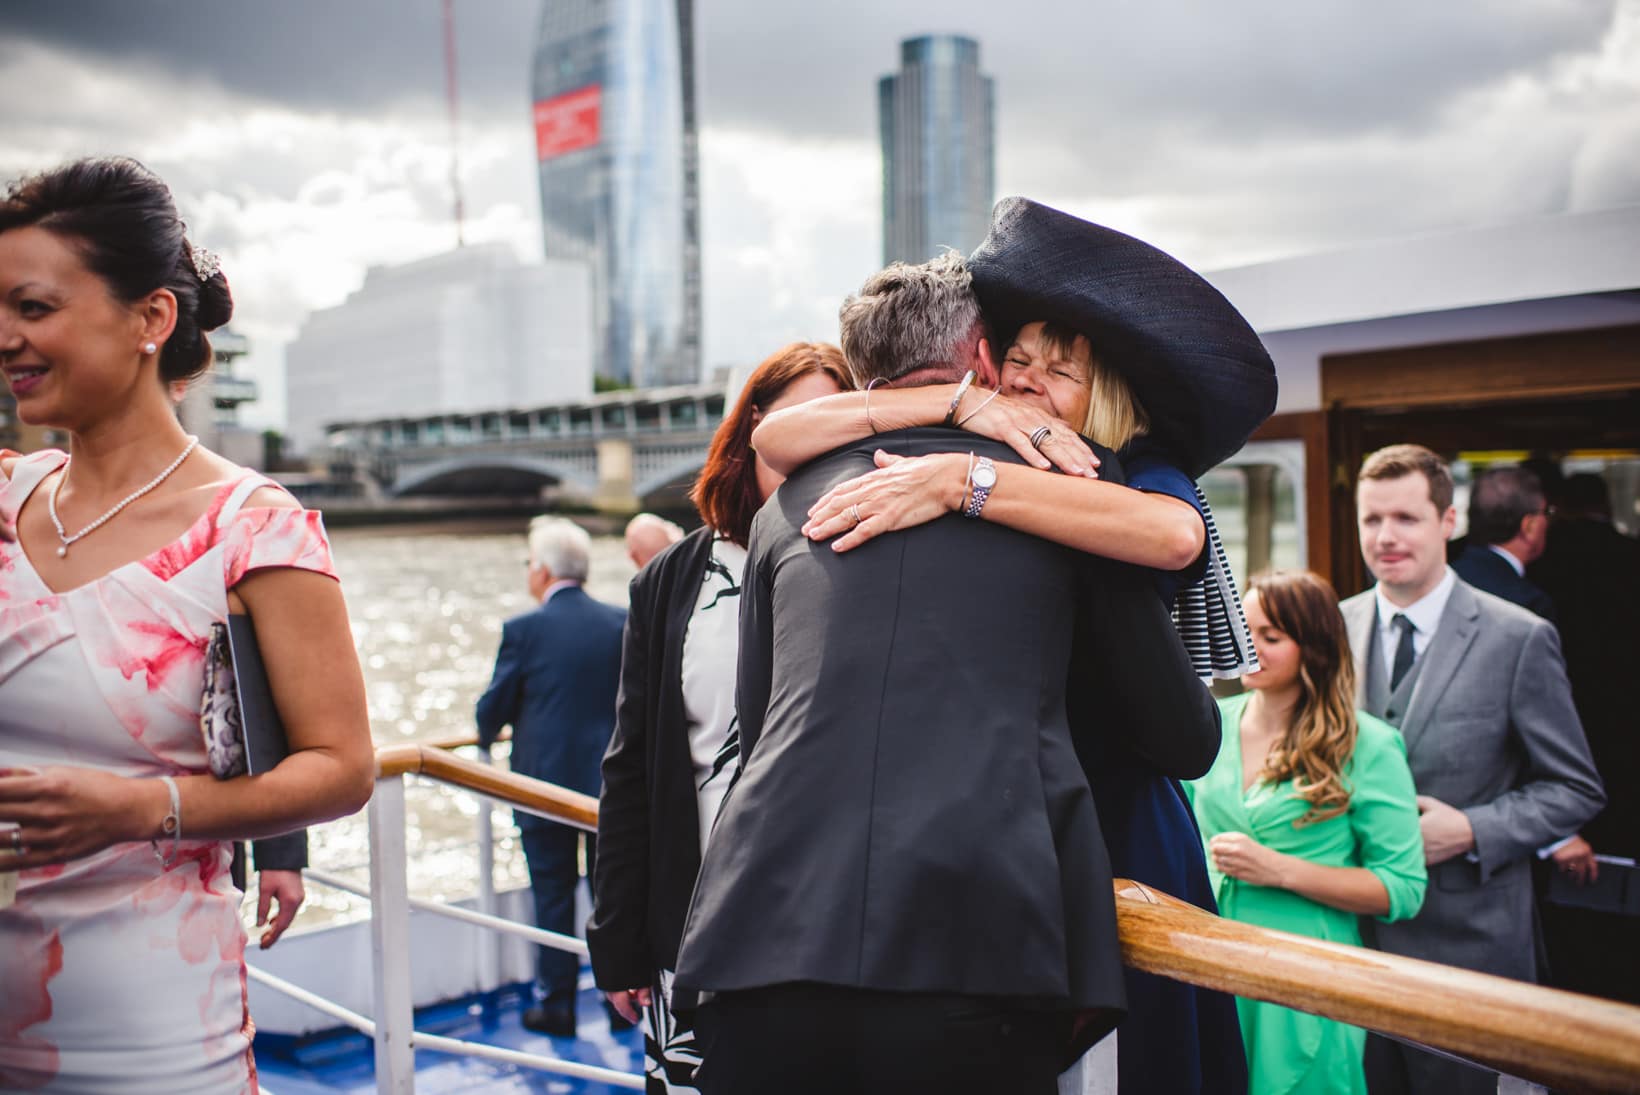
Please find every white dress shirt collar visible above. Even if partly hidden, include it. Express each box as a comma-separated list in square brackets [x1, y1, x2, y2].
[541, 578, 582, 605]
[1375, 566, 1456, 661]
[1487, 543, 1526, 576]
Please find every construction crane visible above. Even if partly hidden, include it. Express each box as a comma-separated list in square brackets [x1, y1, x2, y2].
[443, 0, 466, 247]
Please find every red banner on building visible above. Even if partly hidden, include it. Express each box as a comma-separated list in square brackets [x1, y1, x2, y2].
[534, 86, 602, 161]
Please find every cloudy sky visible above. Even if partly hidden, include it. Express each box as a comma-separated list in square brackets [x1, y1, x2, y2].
[3, 0, 1637, 429]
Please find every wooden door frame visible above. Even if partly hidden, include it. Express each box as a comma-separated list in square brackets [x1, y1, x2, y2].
[1317, 323, 1640, 595]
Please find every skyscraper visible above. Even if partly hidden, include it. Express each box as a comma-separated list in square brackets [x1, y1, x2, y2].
[879, 35, 995, 266]
[532, 0, 701, 390]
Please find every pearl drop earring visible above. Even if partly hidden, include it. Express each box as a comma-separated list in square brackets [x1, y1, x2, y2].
[143, 341, 158, 355]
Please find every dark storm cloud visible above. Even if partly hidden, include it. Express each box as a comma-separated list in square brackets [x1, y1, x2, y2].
[1, 0, 1618, 145]
[694, 0, 1618, 142]
[0, 0, 538, 120]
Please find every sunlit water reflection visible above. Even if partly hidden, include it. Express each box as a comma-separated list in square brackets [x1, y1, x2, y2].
[252, 523, 637, 934]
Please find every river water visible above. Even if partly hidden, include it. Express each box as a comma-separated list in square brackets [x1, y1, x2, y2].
[273, 500, 1280, 934]
[273, 522, 638, 933]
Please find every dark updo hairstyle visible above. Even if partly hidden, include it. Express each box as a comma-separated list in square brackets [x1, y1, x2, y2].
[0, 156, 233, 385]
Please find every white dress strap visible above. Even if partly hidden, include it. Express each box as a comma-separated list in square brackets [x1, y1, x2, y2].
[215, 473, 286, 529]
[1, 449, 68, 509]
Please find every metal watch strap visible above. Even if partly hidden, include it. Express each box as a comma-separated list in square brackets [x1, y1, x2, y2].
[964, 456, 996, 518]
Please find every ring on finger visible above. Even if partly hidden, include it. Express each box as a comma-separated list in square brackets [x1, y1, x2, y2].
[849, 503, 863, 527]
[1029, 426, 1052, 450]
[7, 827, 22, 854]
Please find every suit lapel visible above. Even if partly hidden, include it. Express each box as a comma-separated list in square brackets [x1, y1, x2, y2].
[1344, 595, 1375, 710]
[1397, 581, 1481, 758]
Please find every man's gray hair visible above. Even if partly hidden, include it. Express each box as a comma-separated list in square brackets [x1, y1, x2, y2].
[1467, 467, 1545, 546]
[838, 251, 985, 386]
[527, 516, 592, 581]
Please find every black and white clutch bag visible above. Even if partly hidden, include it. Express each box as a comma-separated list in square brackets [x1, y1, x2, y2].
[199, 616, 291, 780]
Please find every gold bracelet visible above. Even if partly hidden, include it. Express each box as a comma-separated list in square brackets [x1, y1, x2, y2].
[944, 371, 977, 427]
[961, 451, 977, 512]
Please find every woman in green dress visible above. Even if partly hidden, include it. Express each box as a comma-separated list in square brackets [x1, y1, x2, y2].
[1186, 569, 1427, 1095]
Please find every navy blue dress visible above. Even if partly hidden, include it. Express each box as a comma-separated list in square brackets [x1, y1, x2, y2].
[1090, 445, 1248, 1095]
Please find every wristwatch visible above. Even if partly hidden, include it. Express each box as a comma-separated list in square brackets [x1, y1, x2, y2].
[964, 456, 997, 518]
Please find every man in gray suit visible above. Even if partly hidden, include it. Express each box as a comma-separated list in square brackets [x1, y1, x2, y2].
[674, 254, 1221, 1095]
[1340, 444, 1605, 1095]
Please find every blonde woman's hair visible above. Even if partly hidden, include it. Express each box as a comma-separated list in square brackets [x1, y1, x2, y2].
[1036, 321, 1150, 451]
[1247, 569, 1359, 826]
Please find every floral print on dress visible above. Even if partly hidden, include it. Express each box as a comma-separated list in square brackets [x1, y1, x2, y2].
[0, 452, 336, 1094]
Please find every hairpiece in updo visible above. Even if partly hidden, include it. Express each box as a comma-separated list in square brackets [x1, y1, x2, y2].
[189, 243, 222, 282]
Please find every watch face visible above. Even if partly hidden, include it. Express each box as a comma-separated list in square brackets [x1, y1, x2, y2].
[972, 461, 998, 489]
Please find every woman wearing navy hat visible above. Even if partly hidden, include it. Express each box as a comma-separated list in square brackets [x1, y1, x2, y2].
[753, 197, 1276, 1094]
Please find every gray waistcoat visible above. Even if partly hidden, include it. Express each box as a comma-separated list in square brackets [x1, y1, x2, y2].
[1364, 613, 1425, 726]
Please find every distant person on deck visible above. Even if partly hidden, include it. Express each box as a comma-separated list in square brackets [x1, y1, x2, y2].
[1338, 444, 1604, 1095]
[476, 516, 627, 1039]
[625, 512, 685, 571]
[1529, 472, 1640, 1005]
[1451, 466, 1555, 621]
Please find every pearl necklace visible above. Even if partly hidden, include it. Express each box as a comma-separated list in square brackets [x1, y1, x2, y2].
[48, 437, 200, 558]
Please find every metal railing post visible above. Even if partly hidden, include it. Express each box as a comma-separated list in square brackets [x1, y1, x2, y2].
[474, 744, 501, 992]
[368, 774, 415, 1093]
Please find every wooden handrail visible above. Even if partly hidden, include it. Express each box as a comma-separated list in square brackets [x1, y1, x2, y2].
[375, 743, 596, 832]
[1115, 881, 1640, 1093]
[375, 744, 1640, 1093]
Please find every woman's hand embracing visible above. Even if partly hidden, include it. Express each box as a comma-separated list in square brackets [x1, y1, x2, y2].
[802, 449, 968, 552]
[956, 392, 1100, 478]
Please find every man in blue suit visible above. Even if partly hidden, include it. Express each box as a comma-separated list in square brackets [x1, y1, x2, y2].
[478, 516, 627, 1037]
[1451, 466, 1556, 621]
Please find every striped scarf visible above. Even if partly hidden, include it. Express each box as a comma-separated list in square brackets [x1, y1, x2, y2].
[1172, 486, 1260, 681]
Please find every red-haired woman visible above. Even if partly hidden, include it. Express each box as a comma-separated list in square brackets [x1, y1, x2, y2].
[1186, 570, 1426, 1094]
[588, 343, 851, 1093]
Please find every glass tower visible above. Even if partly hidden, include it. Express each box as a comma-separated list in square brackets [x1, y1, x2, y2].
[532, 0, 701, 389]
[879, 35, 995, 266]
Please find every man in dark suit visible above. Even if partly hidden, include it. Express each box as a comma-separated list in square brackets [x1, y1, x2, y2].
[673, 254, 1221, 1095]
[1451, 466, 1555, 620]
[1339, 445, 1604, 1095]
[1529, 473, 1640, 1004]
[477, 516, 627, 1037]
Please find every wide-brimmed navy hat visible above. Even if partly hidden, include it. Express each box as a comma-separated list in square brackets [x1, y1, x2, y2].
[968, 197, 1277, 478]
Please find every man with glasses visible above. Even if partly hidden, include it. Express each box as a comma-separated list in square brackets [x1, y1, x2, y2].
[1452, 465, 1556, 620]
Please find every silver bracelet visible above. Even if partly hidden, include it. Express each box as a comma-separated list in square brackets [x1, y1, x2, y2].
[863, 377, 887, 435]
[956, 385, 1002, 428]
[943, 371, 977, 426]
[153, 774, 181, 867]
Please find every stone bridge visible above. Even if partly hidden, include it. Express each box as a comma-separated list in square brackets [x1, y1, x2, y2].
[322, 384, 727, 512]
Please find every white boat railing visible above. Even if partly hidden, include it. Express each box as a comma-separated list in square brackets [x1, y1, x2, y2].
[246, 740, 643, 1092]
[248, 738, 1640, 1095]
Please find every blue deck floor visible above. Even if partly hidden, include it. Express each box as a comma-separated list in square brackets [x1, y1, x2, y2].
[255, 972, 645, 1094]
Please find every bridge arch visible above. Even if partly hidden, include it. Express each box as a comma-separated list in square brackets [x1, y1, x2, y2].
[634, 453, 706, 503]
[391, 455, 597, 498]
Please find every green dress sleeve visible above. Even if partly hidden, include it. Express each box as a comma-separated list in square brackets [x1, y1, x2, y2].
[1348, 713, 1428, 923]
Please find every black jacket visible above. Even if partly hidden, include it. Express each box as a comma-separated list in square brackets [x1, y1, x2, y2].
[673, 430, 1220, 1050]
[587, 526, 719, 990]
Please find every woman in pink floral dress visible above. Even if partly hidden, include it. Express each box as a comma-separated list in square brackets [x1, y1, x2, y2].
[0, 158, 374, 1093]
